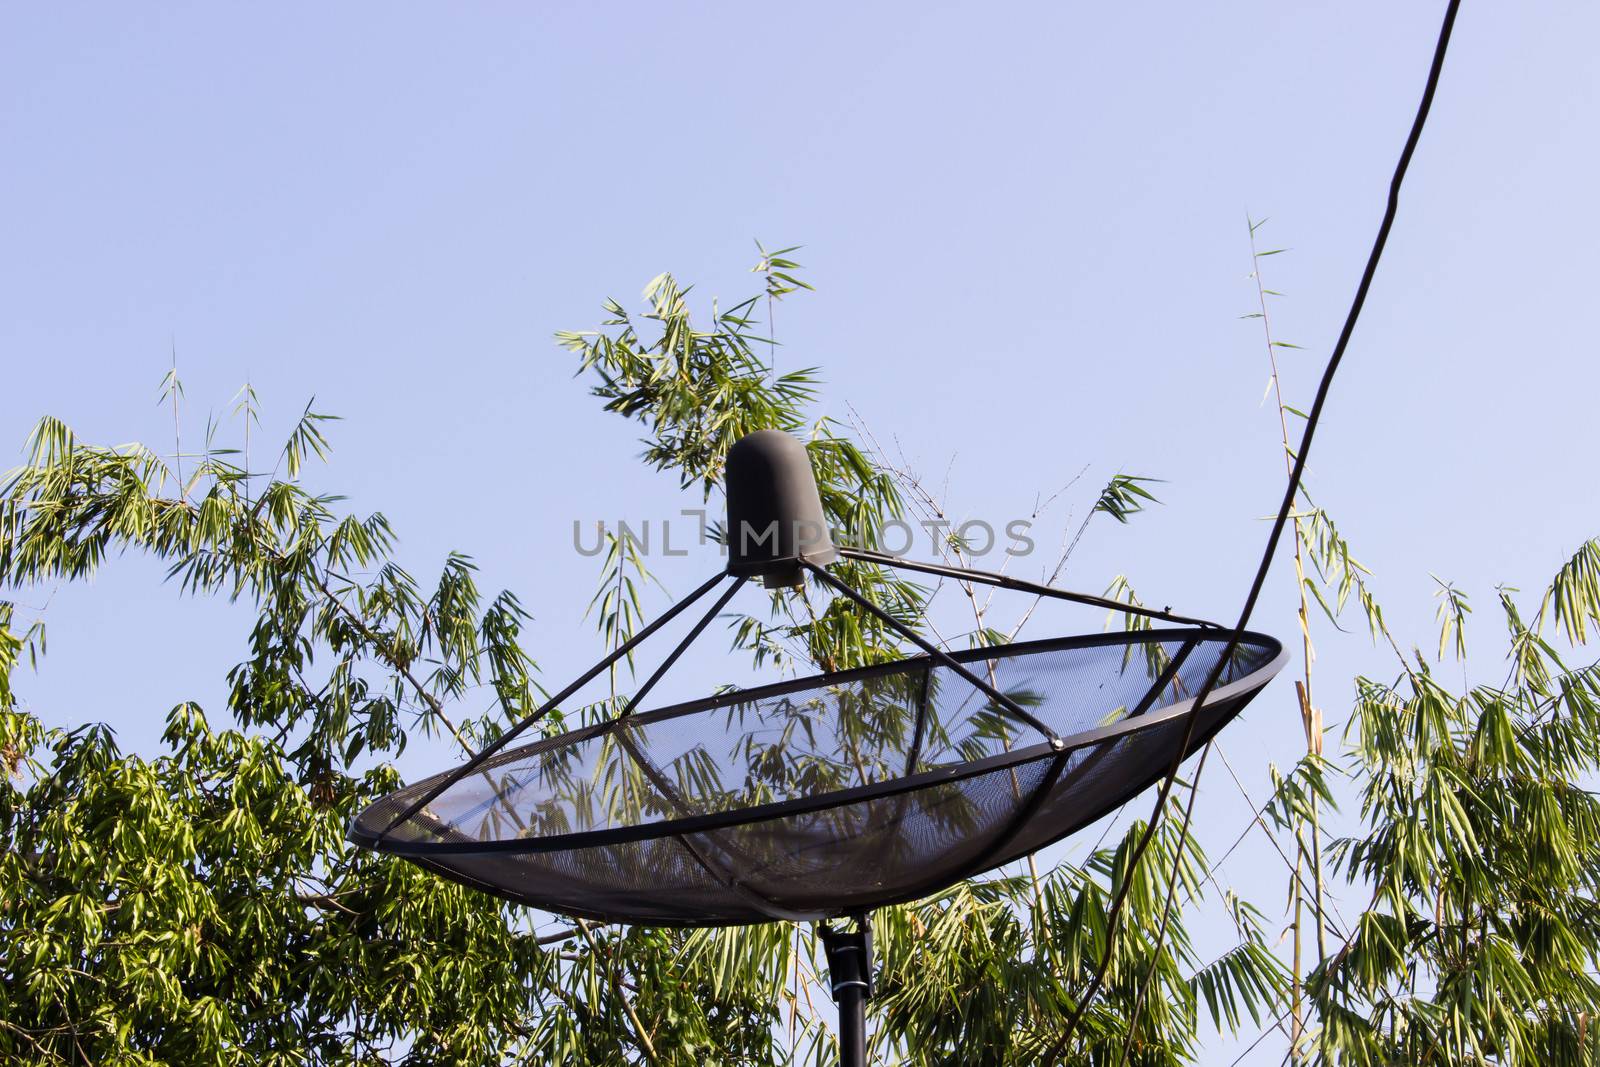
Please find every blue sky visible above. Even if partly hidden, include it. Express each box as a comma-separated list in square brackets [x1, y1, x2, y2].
[4, 3, 1598, 1061]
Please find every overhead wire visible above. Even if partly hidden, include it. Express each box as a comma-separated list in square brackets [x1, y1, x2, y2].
[1038, 0, 1464, 1059]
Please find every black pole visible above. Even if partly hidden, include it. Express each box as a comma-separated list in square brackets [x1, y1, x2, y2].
[837, 986, 866, 1067]
[821, 915, 873, 1067]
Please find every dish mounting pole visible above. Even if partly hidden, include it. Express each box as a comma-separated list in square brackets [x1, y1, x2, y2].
[820, 914, 874, 1067]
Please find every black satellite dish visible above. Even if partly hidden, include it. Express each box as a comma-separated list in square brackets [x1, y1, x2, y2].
[348, 1, 1469, 1053]
[351, 430, 1286, 1066]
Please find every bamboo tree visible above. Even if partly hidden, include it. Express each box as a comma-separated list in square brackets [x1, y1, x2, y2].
[1243, 219, 1331, 1060]
[1305, 545, 1600, 1062]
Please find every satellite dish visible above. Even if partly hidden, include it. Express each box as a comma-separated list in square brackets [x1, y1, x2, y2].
[351, 431, 1285, 1065]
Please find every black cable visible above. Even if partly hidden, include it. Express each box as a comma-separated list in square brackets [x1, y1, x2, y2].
[1040, 1, 1462, 1059]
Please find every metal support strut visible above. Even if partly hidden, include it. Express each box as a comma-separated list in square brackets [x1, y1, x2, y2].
[820, 915, 874, 1067]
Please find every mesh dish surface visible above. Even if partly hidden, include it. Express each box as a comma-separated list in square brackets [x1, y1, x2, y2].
[352, 628, 1285, 926]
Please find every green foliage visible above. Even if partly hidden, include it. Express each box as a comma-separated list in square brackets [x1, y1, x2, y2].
[1, 704, 547, 1064]
[1306, 549, 1600, 1064]
[1431, 576, 1471, 662]
[20, 240, 1598, 1066]
[1250, 229, 1600, 1063]
[0, 396, 786, 1063]
[1541, 539, 1600, 646]
[1092, 476, 1162, 526]
[555, 270, 820, 497]
[873, 803, 1287, 1066]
